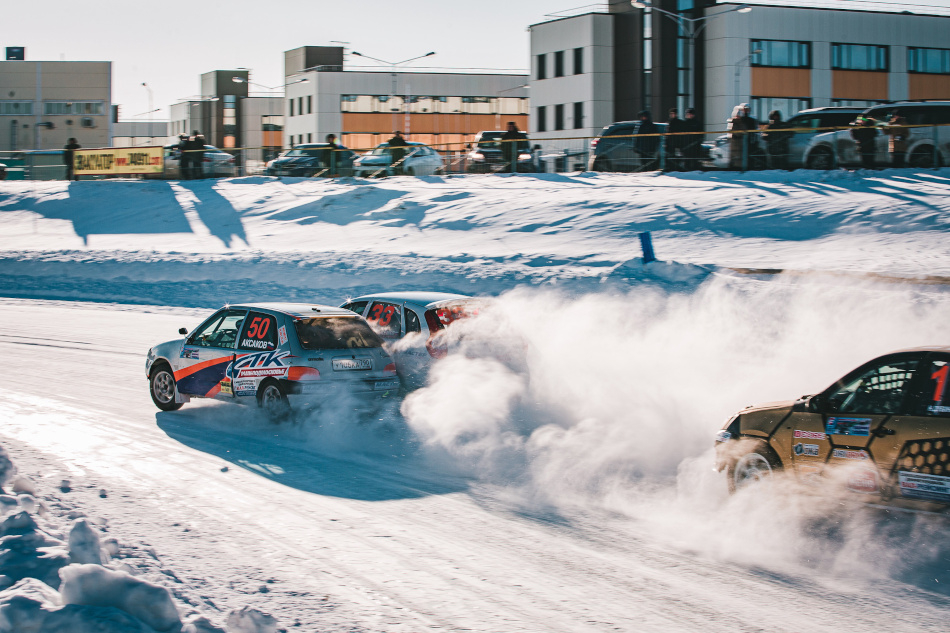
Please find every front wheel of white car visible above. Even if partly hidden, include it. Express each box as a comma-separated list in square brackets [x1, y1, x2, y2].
[150, 363, 183, 412]
[258, 380, 290, 421]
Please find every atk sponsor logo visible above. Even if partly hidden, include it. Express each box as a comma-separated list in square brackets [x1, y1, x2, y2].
[227, 349, 290, 379]
[793, 443, 820, 457]
[832, 448, 869, 460]
[240, 337, 274, 350]
[793, 430, 827, 440]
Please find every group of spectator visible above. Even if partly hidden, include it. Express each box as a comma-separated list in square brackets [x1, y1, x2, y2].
[629, 108, 707, 171]
[177, 131, 207, 180]
[849, 111, 908, 169]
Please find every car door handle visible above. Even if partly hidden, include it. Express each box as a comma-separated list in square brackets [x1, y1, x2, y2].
[872, 427, 896, 437]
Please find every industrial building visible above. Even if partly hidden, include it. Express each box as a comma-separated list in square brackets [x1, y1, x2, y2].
[528, 0, 950, 140]
[282, 46, 529, 151]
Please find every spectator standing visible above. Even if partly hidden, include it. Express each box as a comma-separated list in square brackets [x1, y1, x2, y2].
[761, 110, 792, 170]
[177, 134, 191, 180]
[665, 108, 686, 171]
[850, 116, 878, 169]
[501, 121, 528, 173]
[635, 110, 659, 171]
[190, 132, 206, 179]
[387, 130, 408, 175]
[885, 111, 908, 168]
[325, 133, 339, 175]
[728, 103, 759, 170]
[681, 108, 704, 171]
[64, 137, 81, 181]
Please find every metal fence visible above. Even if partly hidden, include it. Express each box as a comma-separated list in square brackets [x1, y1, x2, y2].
[2, 122, 946, 181]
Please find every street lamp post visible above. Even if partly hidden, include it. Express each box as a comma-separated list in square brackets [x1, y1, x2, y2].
[141, 82, 153, 145]
[734, 48, 762, 102]
[631, 1, 750, 116]
[350, 51, 436, 135]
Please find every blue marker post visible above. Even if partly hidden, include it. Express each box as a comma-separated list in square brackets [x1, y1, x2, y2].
[639, 231, 656, 264]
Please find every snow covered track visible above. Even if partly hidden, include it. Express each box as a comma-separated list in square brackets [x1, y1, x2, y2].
[1, 170, 950, 307]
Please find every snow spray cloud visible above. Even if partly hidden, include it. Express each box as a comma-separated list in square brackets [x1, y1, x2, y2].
[399, 275, 950, 582]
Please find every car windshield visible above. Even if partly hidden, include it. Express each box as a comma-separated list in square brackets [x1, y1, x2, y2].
[294, 317, 385, 350]
[371, 144, 420, 156]
[285, 148, 325, 157]
[476, 133, 528, 152]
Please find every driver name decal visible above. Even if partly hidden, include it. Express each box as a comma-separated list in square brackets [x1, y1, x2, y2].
[825, 417, 871, 436]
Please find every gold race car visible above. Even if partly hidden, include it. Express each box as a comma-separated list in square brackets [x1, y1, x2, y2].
[716, 347, 950, 510]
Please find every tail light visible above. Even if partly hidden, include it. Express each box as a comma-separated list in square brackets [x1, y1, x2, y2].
[590, 138, 599, 148]
[383, 363, 397, 376]
[287, 366, 320, 381]
[203, 157, 212, 162]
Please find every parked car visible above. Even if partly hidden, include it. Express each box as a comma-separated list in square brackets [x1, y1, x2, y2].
[353, 142, 444, 177]
[465, 131, 536, 173]
[160, 144, 236, 178]
[803, 101, 950, 169]
[703, 107, 865, 170]
[587, 121, 670, 172]
[716, 348, 950, 511]
[265, 143, 356, 177]
[146, 303, 399, 418]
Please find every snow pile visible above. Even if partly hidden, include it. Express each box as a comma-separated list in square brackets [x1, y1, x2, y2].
[0, 448, 281, 633]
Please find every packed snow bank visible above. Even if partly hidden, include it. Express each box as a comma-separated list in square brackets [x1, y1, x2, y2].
[0, 449, 280, 633]
[1, 169, 949, 306]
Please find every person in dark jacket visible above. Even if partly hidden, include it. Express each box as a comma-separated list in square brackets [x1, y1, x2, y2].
[635, 110, 659, 171]
[190, 132, 206, 179]
[885, 111, 908, 168]
[761, 110, 793, 170]
[501, 121, 528, 173]
[387, 131, 408, 175]
[728, 103, 759, 170]
[177, 134, 191, 179]
[64, 138, 81, 181]
[665, 108, 686, 171]
[681, 108, 704, 171]
[850, 116, 878, 169]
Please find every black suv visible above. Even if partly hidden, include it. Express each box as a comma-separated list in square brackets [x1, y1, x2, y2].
[588, 121, 671, 172]
[265, 143, 356, 177]
[465, 131, 535, 173]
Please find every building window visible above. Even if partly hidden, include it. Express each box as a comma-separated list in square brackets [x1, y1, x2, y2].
[554, 51, 565, 78]
[908, 47, 950, 74]
[830, 99, 887, 107]
[537, 105, 547, 132]
[307, 133, 312, 143]
[44, 101, 104, 115]
[537, 54, 547, 80]
[298, 97, 304, 116]
[289, 99, 294, 117]
[574, 47, 583, 74]
[831, 44, 888, 71]
[0, 100, 32, 115]
[262, 115, 284, 131]
[573, 102, 584, 129]
[554, 104, 565, 131]
[307, 95, 313, 114]
[750, 40, 811, 68]
[750, 97, 812, 122]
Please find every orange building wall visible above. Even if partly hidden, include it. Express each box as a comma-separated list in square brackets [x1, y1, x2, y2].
[832, 71, 888, 100]
[341, 112, 529, 151]
[750, 68, 811, 97]
[909, 74, 950, 100]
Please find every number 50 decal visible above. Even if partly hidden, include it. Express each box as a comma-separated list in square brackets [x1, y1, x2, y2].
[247, 316, 271, 339]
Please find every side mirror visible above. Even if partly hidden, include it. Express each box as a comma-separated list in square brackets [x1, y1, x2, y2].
[808, 394, 825, 413]
[179, 327, 188, 335]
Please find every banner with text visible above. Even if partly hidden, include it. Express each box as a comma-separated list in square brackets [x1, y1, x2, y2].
[74, 146, 164, 175]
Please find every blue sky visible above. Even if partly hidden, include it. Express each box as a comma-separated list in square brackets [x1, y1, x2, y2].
[4, 0, 948, 120]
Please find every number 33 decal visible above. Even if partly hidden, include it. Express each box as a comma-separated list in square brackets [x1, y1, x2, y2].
[370, 304, 398, 327]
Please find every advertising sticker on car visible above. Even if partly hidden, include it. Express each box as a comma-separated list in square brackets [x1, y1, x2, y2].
[793, 430, 827, 440]
[832, 448, 869, 460]
[374, 380, 399, 391]
[898, 471, 950, 502]
[793, 443, 820, 457]
[825, 417, 871, 437]
[332, 358, 372, 371]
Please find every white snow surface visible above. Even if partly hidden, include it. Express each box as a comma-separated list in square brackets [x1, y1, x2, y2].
[0, 170, 950, 631]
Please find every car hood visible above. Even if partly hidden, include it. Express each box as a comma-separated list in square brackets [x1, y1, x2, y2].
[272, 156, 318, 166]
[356, 155, 392, 165]
[741, 399, 796, 414]
[150, 338, 185, 359]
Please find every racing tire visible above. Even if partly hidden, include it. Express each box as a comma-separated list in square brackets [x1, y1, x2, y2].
[806, 148, 834, 171]
[908, 147, 941, 169]
[727, 443, 782, 493]
[150, 363, 183, 412]
[258, 379, 290, 421]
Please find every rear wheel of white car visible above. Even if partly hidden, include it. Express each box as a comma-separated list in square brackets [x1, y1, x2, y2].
[909, 147, 940, 169]
[728, 445, 782, 493]
[806, 148, 834, 170]
[150, 363, 183, 412]
[258, 379, 290, 421]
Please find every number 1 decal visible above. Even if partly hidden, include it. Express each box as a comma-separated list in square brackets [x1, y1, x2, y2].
[933, 364, 949, 403]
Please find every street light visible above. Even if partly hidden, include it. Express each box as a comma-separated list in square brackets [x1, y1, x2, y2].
[631, 1, 751, 115]
[142, 82, 153, 145]
[231, 76, 309, 91]
[734, 48, 762, 101]
[350, 51, 436, 134]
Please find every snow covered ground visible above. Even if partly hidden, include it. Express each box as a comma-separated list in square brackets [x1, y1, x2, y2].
[1, 170, 949, 632]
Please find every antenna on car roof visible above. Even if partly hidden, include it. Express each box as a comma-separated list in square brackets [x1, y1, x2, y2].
[311, 307, 321, 312]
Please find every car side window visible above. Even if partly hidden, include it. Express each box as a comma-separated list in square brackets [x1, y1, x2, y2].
[913, 354, 950, 417]
[341, 301, 368, 316]
[824, 358, 920, 415]
[406, 308, 421, 334]
[366, 301, 402, 338]
[188, 309, 246, 349]
[238, 311, 278, 352]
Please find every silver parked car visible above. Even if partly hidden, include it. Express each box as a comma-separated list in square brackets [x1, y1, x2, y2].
[803, 101, 950, 170]
[353, 142, 444, 177]
[160, 143, 236, 178]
